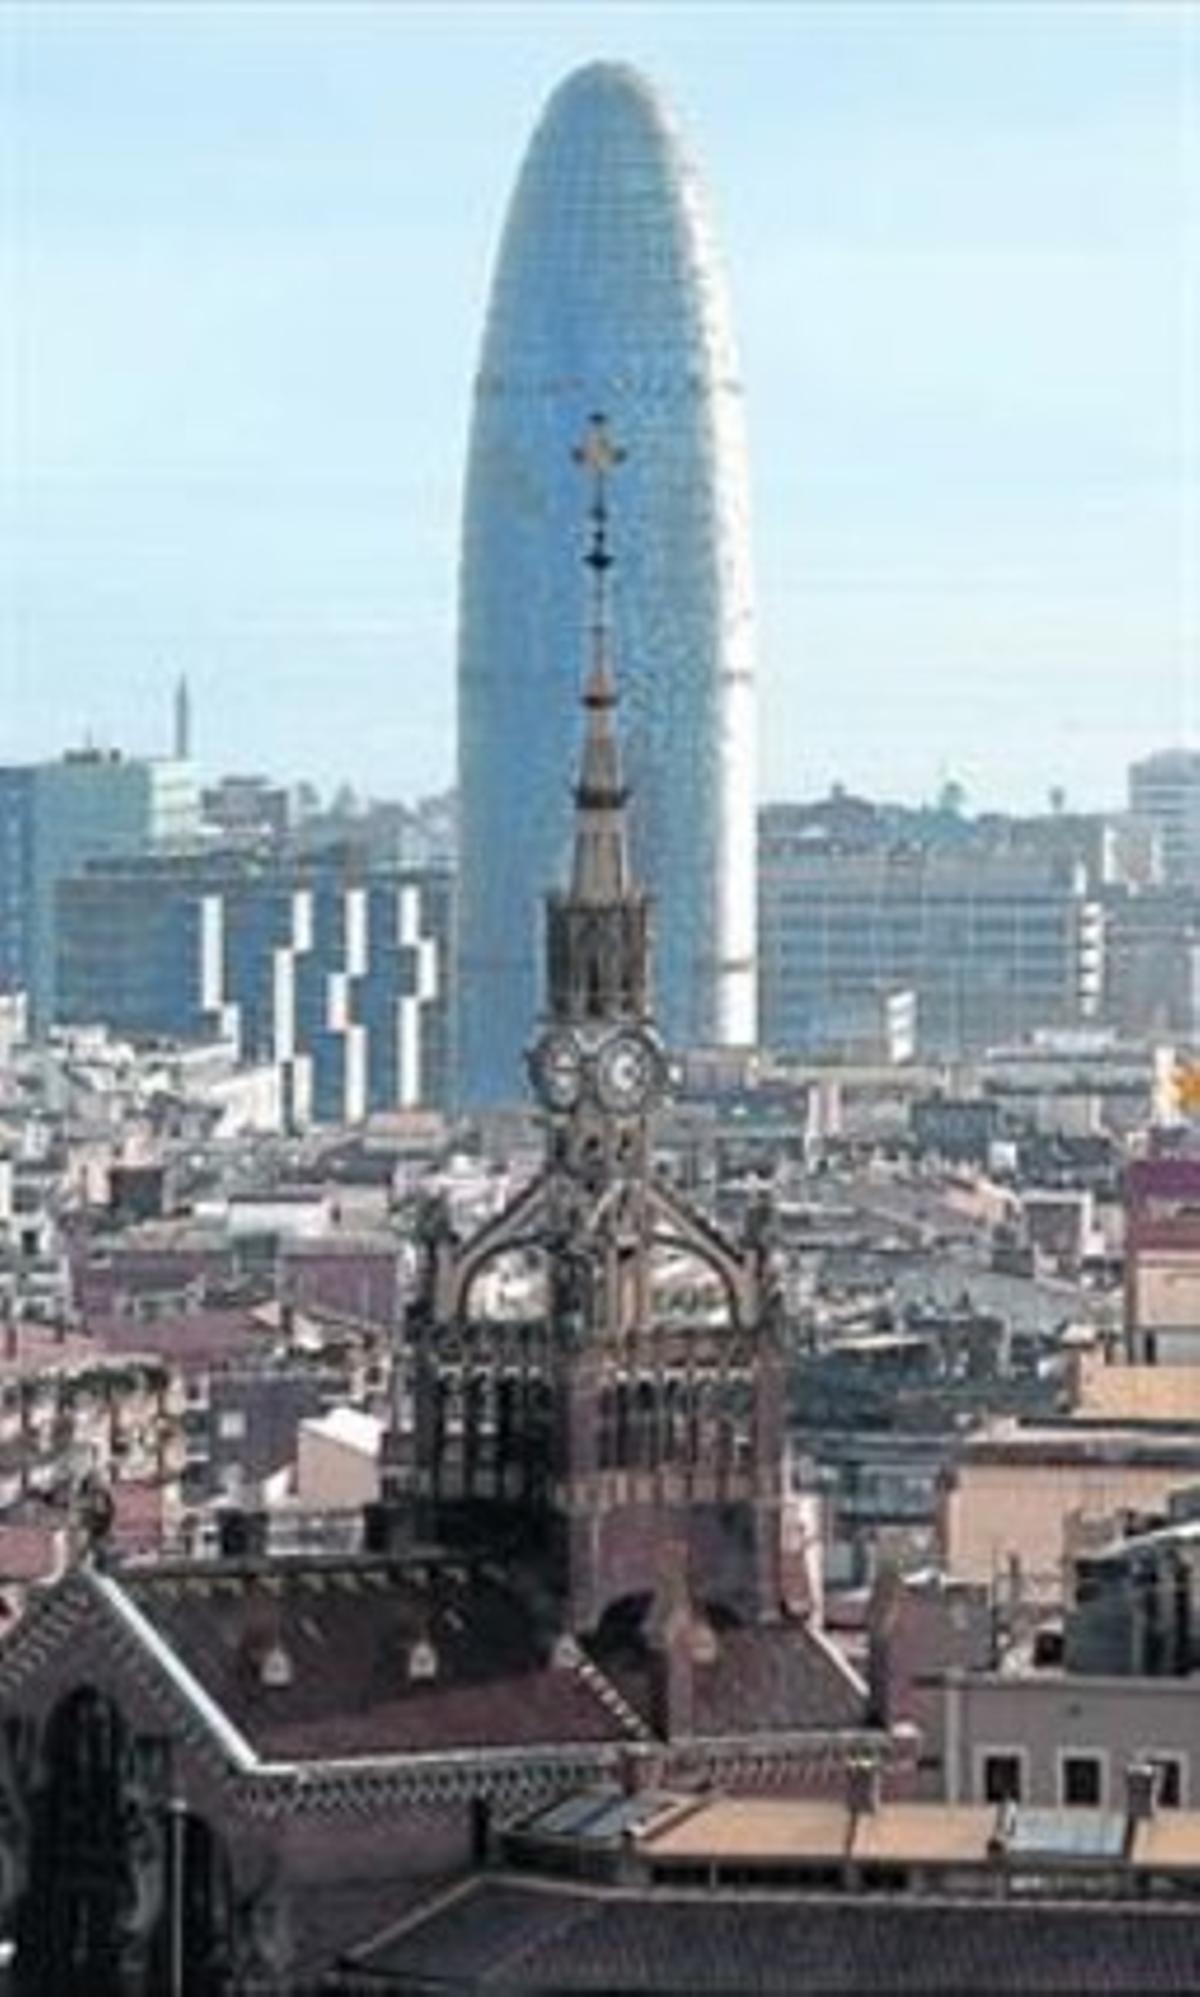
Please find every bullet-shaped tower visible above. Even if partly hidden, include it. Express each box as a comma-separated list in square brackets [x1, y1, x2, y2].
[456, 61, 757, 1104]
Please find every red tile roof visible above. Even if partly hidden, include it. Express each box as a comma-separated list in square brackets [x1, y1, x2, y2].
[89, 1308, 267, 1370]
[118, 1558, 642, 1759]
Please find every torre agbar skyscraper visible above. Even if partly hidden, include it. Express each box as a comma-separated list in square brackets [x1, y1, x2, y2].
[457, 61, 757, 1103]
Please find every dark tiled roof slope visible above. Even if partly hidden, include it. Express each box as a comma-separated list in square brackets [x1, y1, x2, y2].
[351, 1880, 1200, 1992]
[290, 1874, 456, 1975]
[588, 1619, 865, 1737]
[120, 1561, 639, 1758]
[692, 1624, 864, 1734]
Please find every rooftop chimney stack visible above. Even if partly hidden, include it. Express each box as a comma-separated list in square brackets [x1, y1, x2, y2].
[846, 1754, 882, 1817]
[1124, 1759, 1159, 1851]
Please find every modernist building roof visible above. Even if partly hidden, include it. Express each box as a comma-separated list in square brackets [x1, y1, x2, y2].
[328, 1781, 1200, 1989]
[108, 1556, 642, 1760]
[345, 1879, 1200, 1992]
[0, 1551, 871, 1777]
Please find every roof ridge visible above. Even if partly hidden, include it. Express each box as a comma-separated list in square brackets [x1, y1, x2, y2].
[573, 1647, 656, 1742]
[347, 1871, 479, 1961]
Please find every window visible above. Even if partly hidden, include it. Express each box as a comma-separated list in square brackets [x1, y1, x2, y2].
[982, 1752, 1024, 1804]
[1061, 1753, 1104, 1807]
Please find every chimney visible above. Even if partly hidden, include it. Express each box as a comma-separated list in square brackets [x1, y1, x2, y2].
[618, 1745, 663, 1796]
[218, 1507, 267, 1562]
[649, 1538, 696, 1739]
[661, 1611, 695, 1738]
[1124, 1759, 1158, 1853]
[846, 1754, 882, 1817]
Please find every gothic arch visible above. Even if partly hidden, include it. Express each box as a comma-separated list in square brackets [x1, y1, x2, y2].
[13, 1688, 233, 1997]
[456, 1237, 550, 1324]
[15, 1686, 134, 1997]
[645, 1235, 738, 1329]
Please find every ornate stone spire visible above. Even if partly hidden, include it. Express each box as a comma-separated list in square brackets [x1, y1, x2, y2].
[570, 414, 630, 904]
[402, 419, 786, 1638]
[542, 416, 651, 1026]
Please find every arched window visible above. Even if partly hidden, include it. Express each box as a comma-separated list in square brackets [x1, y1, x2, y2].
[17, 1687, 131, 1997]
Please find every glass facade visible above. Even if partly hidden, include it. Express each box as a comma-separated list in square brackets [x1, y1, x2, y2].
[457, 62, 757, 1104]
[757, 827, 1104, 1057]
[56, 852, 453, 1123]
[0, 753, 199, 1028]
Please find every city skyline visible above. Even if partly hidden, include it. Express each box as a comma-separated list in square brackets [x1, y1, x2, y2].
[1, 2, 1197, 812]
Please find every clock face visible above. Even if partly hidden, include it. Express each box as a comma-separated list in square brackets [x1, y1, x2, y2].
[529, 1028, 583, 1112]
[594, 1029, 660, 1114]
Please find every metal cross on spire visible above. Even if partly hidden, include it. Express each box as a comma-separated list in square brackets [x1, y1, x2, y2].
[572, 413, 626, 643]
[567, 413, 631, 898]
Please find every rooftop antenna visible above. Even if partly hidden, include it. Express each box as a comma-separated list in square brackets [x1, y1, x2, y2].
[572, 411, 626, 688]
[173, 672, 192, 761]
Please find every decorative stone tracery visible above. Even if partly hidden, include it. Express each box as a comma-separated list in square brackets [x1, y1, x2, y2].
[386, 419, 787, 1637]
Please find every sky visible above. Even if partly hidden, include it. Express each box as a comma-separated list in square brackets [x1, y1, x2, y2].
[0, 0, 1197, 814]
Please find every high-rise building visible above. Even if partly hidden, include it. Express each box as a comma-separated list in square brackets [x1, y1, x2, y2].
[457, 62, 756, 1104]
[1129, 749, 1200, 886]
[1103, 885, 1200, 1041]
[56, 847, 452, 1122]
[0, 750, 197, 1028]
[758, 805, 1105, 1058]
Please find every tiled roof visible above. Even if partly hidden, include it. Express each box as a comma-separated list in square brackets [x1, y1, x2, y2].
[115, 1559, 641, 1759]
[290, 1872, 456, 1974]
[89, 1308, 267, 1369]
[349, 1878, 1200, 1990]
[0, 1327, 120, 1380]
[110, 1481, 167, 1557]
[690, 1622, 865, 1735]
[588, 1615, 866, 1739]
[0, 1521, 63, 1585]
[1128, 1160, 1200, 1203]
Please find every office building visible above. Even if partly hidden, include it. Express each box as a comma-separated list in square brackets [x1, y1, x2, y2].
[758, 806, 1104, 1058]
[200, 773, 291, 845]
[1103, 885, 1200, 1041]
[56, 848, 452, 1122]
[1129, 749, 1200, 886]
[457, 62, 756, 1102]
[0, 750, 197, 1027]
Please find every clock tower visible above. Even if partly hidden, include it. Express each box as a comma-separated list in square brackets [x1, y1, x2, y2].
[529, 414, 666, 1199]
[394, 417, 785, 1637]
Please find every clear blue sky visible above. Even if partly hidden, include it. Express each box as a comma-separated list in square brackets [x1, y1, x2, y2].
[1, 1, 1196, 812]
